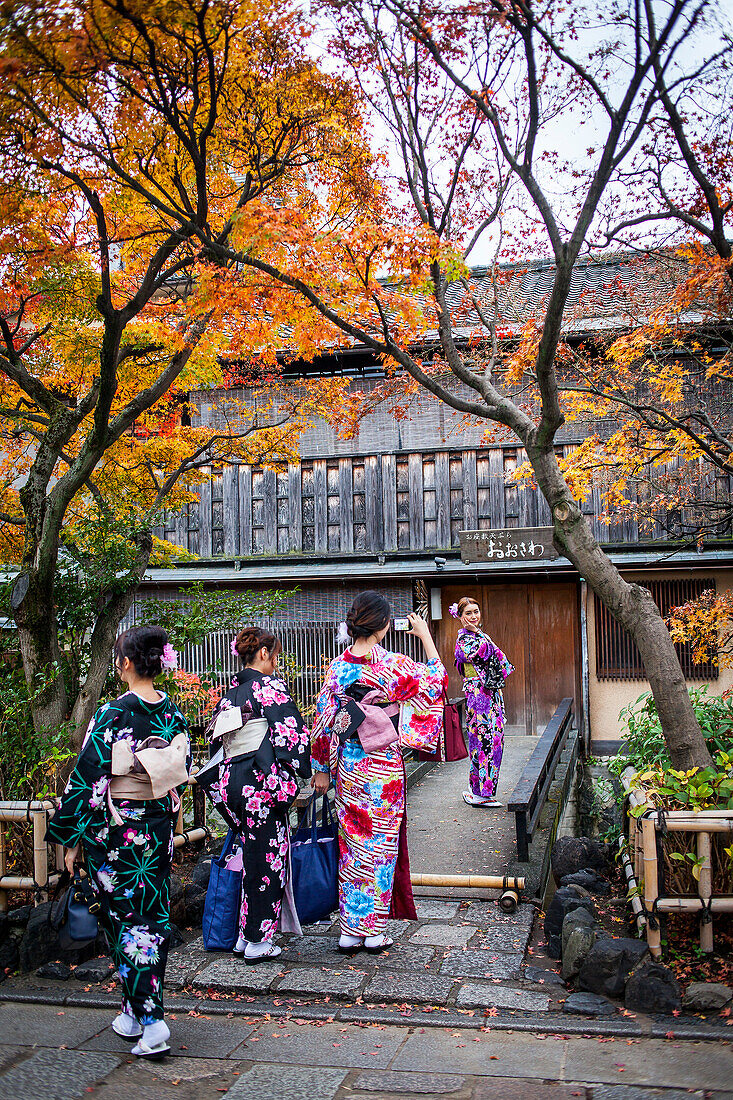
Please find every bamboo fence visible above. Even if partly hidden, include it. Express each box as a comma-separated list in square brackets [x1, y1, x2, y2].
[0, 781, 209, 912]
[621, 768, 733, 957]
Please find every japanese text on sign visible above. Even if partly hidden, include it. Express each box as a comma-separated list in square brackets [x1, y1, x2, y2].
[459, 527, 559, 563]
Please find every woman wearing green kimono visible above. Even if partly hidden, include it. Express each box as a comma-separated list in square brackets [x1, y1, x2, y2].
[47, 625, 190, 1060]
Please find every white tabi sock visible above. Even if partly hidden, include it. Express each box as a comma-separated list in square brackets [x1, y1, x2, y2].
[244, 939, 281, 959]
[141, 1019, 170, 1049]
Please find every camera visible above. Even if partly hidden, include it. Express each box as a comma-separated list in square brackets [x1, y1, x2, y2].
[393, 617, 410, 632]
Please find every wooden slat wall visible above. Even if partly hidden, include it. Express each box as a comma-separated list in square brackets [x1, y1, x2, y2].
[381, 454, 397, 551]
[339, 458, 354, 552]
[223, 466, 239, 557]
[408, 452, 424, 550]
[595, 578, 719, 681]
[313, 460, 327, 553]
[164, 447, 729, 558]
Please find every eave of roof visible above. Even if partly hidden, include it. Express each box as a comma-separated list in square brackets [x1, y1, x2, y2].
[140, 545, 733, 586]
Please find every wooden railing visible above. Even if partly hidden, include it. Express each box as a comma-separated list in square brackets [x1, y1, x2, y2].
[508, 697, 575, 861]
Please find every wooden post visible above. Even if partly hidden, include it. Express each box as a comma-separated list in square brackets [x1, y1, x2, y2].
[0, 820, 7, 913]
[641, 816, 661, 958]
[33, 807, 49, 901]
[697, 830, 713, 954]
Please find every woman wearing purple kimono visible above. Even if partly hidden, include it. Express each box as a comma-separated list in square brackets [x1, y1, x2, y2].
[452, 597, 514, 807]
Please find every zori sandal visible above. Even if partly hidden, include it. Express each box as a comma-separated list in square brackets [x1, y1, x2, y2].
[112, 1012, 142, 1040]
[364, 934, 394, 954]
[130, 1038, 170, 1060]
[243, 942, 282, 964]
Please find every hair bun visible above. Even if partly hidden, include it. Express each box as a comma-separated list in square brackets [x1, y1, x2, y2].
[232, 626, 281, 666]
[344, 591, 392, 640]
[114, 625, 170, 680]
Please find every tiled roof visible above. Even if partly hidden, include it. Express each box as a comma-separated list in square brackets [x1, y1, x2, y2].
[450, 251, 688, 330]
[291, 250, 711, 355]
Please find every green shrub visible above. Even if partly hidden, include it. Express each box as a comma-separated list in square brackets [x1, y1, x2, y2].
[609, 686, 733, 776]
[0, 644, 75, 801]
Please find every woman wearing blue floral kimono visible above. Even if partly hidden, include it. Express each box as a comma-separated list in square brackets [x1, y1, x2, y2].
[312, 592, 446, 955]
[452, 597, 514, 807]
[47, 626, 189, 1059]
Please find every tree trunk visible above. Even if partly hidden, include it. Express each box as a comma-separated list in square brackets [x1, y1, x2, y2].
[69, 530, 154, 749]
[530, 448, 712, 770]
[14, 569, 69, 736]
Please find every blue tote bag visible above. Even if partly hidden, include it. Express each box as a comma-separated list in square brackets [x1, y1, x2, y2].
[202, 830, 241, 951]
[291, 795, 339, 926]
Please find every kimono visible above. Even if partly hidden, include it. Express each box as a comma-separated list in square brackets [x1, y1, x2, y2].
[46, 692, 190, 1025]
[311, 645, 446, 937]
[454, 628, 514, 799]
[200, 669, 311, 943]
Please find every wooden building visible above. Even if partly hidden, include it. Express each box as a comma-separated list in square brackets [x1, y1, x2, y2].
[140, 254, 733, 749]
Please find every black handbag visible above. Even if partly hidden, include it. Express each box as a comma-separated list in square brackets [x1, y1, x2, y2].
[51, 867, 100, 951]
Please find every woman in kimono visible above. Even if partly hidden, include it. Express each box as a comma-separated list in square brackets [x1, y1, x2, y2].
[47, 626, 189, 1059]
[312, 591, 446, 955]
[452, 596, 514, 808]
[198, 627, 311, 962]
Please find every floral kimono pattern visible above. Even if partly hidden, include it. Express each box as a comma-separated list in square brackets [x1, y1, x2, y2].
[46, 692, 190, 1025]
[455, 628, 513, 798]
[311, 645, 446, 936]
[202, 669, 311, 942]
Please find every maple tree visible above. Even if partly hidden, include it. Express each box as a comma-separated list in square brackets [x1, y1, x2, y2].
[202, 0, 730, 769]
[0, 0, 372, 745]
[543, 27, 733, 659]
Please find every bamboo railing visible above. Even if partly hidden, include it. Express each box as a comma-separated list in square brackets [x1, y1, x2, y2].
[0, 781, 209, 912]
[621, 768, 733, 957]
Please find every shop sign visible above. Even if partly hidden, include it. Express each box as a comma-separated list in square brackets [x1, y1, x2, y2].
[459, 527, 559, 563]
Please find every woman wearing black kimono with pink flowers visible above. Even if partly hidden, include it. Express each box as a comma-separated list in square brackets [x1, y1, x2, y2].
[198, 627, 311, 962]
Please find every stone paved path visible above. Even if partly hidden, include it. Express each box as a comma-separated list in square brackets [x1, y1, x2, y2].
[1, 735, 730, 1051]
[406, 735, 537, 880]
[174, 897, 543, 1013]
[0, 1002, 730, 1100]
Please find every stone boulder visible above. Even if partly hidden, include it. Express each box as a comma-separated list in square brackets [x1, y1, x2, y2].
[561, 906, 594, 953]
[561, 909, 597, 982]
[563, 991, 617, 1017]
[544, 886, 595, 959]
[74, 957, 115, 983]
[170, 874, 185, 925]
[36, 961, 72, 980]
[192, 856, 213, 890]
[559, 869, 611, 896]
[183, 882, 207, 926]
[202, 836, 226, 859]
[683, 982, 733, 1012]
[0, 934, 19, 976]
[576, 936, 649, 999]
[7, 905, 33, 930]
[551, 836, 611, 886]
[625, 959, 681, 1014]
[18, 901, 63, 972]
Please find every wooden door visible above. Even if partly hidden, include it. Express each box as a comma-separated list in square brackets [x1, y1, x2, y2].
[437, 581, 579, 734]
[478, 584, 529, 735]
[528, 583, 579, 733]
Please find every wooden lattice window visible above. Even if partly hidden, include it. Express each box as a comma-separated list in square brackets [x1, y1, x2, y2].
[595, 578, 718, 681]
